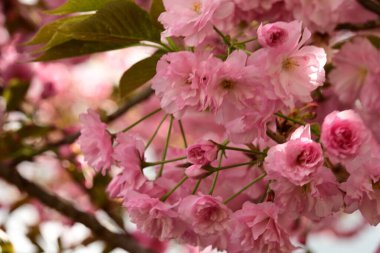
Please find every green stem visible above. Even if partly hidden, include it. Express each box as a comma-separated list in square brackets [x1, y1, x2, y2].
[160, 176, 188, 202]
[158, 115, 174, 177]
[213, 161, 255, 172]
[216, 143, 266, 155]
[144, 156, 187, 167]
[138, 42, 169, 51]
[275, 112, 305, 126]
[122, 108, 161, 132]
[266, 129, 285, 144]
[178, 120, 188, 148]
[192, 179, 202, 194]
[209, 152, 223, 195]
[213, 26, 231, 47]
[166, 37, 179, 51]
[235, 37, 257, 45]
[223, 173, 266, 204]
[145, 114, 168, 150]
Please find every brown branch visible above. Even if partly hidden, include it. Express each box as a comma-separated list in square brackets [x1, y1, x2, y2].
[0, 163, 153, 253]
[11, 87, 154, 165]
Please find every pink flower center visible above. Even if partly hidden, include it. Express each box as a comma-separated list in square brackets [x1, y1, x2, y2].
[331, 126, 357, 151]
[220, 79, 235, 90]
[266, 27, 287, 47]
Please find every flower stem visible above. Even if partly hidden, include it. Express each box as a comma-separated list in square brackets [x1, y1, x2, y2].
[143, 156, 187, 167]
[223, 173, 267, 204]
[178, 120, 188, 148]
[192, 179, 202, 194]
[209, 152, 223, 195]
[122, 108, 161, 132]
[275, 112, 305, 126]
[235, 37, 257, 45]
[160, 176, 188, 202]
[145, 114, 168, 150]
[158, 115, 174, 177]
[212, 161, 255, 172]
[214, 142, 266, 155]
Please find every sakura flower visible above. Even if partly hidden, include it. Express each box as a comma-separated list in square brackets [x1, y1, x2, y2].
[265, 125, 323, 186]
[321, 110, 372, 165]
[185, 165, 210, 179]
[178, 195, 231, 235]
[124, 191, 183, 240]
[248, 23, 326, 108]
[329, 38, 380, 105]
[187, 141, 218, 166]
[152, 51, 221, 118]
[230, 202, 294, 253]
[159, 0, 234, 46]
[257, 20, 303, 51]
[205, 50, 256, 123]
[107, 133, 146, 198]
[78, 109, 113, 174]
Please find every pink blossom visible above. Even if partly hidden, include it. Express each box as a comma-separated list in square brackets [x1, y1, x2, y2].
[284, 0, 343, 33]
[204, 50, 258, 123]
[271, 168, 343, 221]
[185, 165, 210, 179]
[107, 133, 146, 198]
[187, 141, 218, 165]
[152, 51, 221, 118]
[257, 20, 302, 51]
[178, 195, 231, 235]
[321, 110, 371, 162]
[265, 125, 323, 186]
[78, 109, 113, 174]
[124, 191, 183, 240]
[248, 23, 326, 108]
[230, 201, 294, 253]
[159, 0, 234, 46]
[329, 38, 380, 105]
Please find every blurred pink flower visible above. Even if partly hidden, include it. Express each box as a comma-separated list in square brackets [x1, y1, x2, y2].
[78, 109, 113, 174]
[178, 194, 231, 235]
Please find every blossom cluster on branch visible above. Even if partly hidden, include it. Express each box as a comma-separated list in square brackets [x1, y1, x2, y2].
[2, 0, 380, 252]
[74, 1, 380, 252]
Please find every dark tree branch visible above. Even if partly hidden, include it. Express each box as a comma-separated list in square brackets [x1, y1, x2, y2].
[336, 20, 380, 31]
[0, 163, 153, 253]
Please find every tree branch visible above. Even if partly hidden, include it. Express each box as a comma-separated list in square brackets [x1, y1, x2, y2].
[0, 163, 152, 253]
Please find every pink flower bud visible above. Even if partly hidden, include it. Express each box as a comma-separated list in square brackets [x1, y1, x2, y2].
[185, 165, 210, 179]
[187, 141, 218, 166]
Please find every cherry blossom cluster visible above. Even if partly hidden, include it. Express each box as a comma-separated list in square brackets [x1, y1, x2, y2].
[76, 0, 380, 252]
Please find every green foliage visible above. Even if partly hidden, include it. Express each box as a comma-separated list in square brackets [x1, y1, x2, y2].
[119, 51, 163, 97]
[367, 35, 380, 49]
[31, 0, 162, 61]
[150, 0, 165, 29]
[3, 80, 29, 111]
[46, 0, 114, 15]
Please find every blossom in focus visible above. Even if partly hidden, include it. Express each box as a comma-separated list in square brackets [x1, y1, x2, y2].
[107, 133, 147, 198]
[230, 201, 294, 253]
[321, 110, 372, 165]
[265, 125, 323, 186]
[187, 141, 218, 166]
[78, 109, 113, 174]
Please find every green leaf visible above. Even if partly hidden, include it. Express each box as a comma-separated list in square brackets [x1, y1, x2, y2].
[32, 0, 161, 61]
[25, 15, 90, 46]
[3, 80, 29, 111]
[17, 125, 52, 139]
[150, 0, 165, 30]
[46, 0, 114, 15]
[34, 39, 126, 61]
[367, 35, 380, 49]
[119, 51, 163, 97]
[65, 0, 161, 44]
